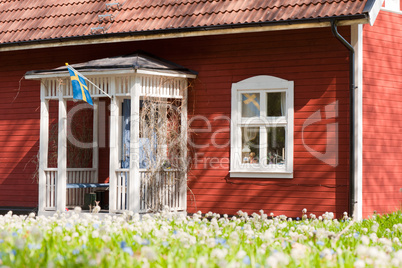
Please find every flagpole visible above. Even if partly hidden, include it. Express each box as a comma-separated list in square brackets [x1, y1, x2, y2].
[66, 64, 112, 99]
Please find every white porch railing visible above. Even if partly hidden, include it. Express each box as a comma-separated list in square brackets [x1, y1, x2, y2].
[66, 168, 97, 207]
[115, 169, 129, 211]
[44, 168, 98, 210]
[44, 168, 185, 213]
[139, 169, 185, 213]
[44, 168, 57, 210]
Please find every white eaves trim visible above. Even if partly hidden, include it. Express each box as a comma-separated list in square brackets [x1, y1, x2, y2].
[2, 18, 372, 53]
[25, 69, 197, 80]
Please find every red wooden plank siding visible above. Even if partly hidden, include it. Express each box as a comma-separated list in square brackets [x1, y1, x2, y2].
[362, 10, 402, 217]
[0, 69, 40, 207]
[182, 28, 351, 218]
[0, 27, 351, 216]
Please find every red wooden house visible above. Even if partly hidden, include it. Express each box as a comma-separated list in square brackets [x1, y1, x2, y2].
[0, 0, 401, 219]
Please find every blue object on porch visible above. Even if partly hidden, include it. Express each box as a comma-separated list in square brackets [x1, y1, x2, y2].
[66, 183, 109, 189]
[122, 99, 156, 169]
[122, 99, 131, 168]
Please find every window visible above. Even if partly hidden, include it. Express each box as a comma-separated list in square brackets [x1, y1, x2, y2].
[230, 75, 294, 178]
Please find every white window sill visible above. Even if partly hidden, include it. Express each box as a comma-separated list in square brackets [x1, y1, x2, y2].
[381, 7, 402, 15]
[229, 170, 293, 179]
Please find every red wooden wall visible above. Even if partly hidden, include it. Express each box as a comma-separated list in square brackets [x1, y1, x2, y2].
[362, 10, 402, 217]
[0, 27, 352, 217]
[181, 28, 351, 218]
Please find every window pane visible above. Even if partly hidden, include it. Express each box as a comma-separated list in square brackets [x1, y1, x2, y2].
[241, 127, 259, 164]
[267, 127, 285, 165]
[267, 92, 285, 117]
[241, 93, 260, 117]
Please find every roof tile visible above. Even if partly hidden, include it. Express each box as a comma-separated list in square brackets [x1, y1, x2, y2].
[0, 0, 371, 45]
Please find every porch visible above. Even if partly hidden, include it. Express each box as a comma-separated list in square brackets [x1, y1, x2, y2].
[25, 52, 197, 215]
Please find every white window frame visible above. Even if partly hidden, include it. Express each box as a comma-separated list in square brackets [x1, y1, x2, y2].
[230, 75, 294, 178]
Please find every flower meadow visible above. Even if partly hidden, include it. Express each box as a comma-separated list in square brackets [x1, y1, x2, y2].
[1, 209, 402, 267]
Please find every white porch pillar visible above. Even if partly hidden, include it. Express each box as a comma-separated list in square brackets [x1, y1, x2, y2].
[352, 24, 363, 220]
[93, 99, 99, 180]
[38, 83, 49, 213]
[129, 75, 141, 212]
[57, 83, 67, 211]
[180, 80, 188, 211]
[109, 78, 118, 212]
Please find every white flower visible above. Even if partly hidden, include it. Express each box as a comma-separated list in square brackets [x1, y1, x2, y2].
[30, 226, 43, 242]
[236, 249, 247, 259]
[391, 250, 402, 267]
[371, 222, 379, 233]
[101, 235, 111, 242]
[354, 259, 365, 268]
[302, 208, 307, 214]
[266, 252, 289, 268]
[291, 243, 308, 260]
[369, 233, 378, 243]
[14, 237, 25, 249]
[361, 235, 370, 245]
[229, 231, 240, 245]
[211, 248, 228, 260]
[141, 246, 157, 261]
[92, 230, 99, 238]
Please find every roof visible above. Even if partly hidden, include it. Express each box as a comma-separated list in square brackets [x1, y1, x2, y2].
[1, 0, 380, 51]
[24, 51, 198, 79]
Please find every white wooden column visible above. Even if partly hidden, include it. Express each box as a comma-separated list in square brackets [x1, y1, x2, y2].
[352, 24, 363, 220]
[129, 75, 141, 212]
[56, 82, 67, 211]
[93, 99, 99, 180]
[109, 78, 118, 212]
[38, 82, 49, 213]
[180, 80, 188, 211]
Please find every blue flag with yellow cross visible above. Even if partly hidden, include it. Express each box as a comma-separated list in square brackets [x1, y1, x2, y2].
[66, 64, 93, 106]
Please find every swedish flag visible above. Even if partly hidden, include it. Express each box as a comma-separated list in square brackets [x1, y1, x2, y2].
[66, 64, 93, 106]
[242, 93, 260, 117]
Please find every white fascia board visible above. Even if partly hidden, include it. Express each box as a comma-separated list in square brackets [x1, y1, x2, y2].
[369, 0, 385, 25]
[136, 69, 197, 79]
[25, 69, 135, 80]
[25, 69, 196, 80]
[3, 19, 370, 53]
